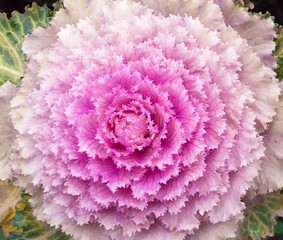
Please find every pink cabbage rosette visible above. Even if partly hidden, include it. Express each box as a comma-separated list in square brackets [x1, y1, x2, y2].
[0, 0, 282, 239]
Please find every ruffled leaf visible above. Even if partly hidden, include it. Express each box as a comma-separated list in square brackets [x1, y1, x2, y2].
[0, 3, 56, 85]
[216, 0, 277, 70]
[240, 192, 283, 240]
[7, 193, 72, 240]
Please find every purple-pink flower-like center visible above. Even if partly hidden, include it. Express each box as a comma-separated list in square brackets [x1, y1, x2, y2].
[113, 112, 148, 145]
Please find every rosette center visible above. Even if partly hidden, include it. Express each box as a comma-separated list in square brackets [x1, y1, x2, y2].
[113, 111, 149, 149]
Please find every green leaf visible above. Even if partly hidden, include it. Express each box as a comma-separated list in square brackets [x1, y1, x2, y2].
[274, 218, 283, 235]
[240, 192, 283, 240]
[0, 3, 55, 85]
[0, 228, 7, 240]
[274, 28, 283, 81]
[8, 194, 71, 240]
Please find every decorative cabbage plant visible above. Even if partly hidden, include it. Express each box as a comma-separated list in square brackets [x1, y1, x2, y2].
[0, 0, 282, 240]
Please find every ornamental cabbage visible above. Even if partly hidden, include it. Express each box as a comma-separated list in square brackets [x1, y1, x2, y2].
[0, 0, 282, 239]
